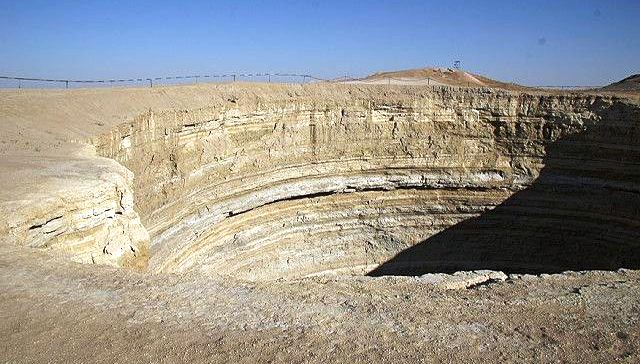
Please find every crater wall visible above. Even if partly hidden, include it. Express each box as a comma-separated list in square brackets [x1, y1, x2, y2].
[92, 86, 640, 280]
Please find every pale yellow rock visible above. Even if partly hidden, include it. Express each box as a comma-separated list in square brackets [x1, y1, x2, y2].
[1, 83, 639, 279]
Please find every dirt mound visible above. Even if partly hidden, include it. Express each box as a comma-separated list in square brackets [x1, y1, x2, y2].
[601, 74, 640, 92]
[358, 67, 528, 90]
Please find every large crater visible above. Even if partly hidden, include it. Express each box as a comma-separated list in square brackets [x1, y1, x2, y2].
[81, 86, 640, 281]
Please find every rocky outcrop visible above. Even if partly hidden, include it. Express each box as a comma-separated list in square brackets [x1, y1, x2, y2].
[0, 148, 149, 268]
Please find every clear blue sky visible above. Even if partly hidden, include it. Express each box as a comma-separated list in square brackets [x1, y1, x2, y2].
[1, 0, 638, 85]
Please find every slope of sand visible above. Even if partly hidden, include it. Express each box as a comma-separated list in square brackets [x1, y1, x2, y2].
[345, 67, 529, 90]
[601, 74, 640, 92]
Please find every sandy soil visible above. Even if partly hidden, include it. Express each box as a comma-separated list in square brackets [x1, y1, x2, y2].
[1, 243, 639, 363]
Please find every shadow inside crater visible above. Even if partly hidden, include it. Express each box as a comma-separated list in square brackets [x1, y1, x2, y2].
[369, 100, 640, 276]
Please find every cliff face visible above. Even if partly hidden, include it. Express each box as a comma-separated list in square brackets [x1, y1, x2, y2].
[0, 151, 149, 268]
[91, 86, 640, 280]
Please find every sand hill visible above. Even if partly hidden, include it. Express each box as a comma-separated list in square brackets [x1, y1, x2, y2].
[602, 74, 640, 92]
[347, 67, 527, 90]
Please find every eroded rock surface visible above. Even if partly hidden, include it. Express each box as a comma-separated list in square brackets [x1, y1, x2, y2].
[1, 84, 639, 279]
[89, 86, 640, 279]
[1, 83, 640, 363]
[0, 147, 149, 267]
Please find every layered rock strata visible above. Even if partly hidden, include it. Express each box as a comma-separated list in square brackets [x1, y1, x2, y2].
[89, 86, 640, 280]
[0, 149, 149, 267]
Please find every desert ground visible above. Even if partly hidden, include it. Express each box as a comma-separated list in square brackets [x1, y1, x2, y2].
[1, 74, 639, 362]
